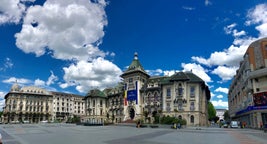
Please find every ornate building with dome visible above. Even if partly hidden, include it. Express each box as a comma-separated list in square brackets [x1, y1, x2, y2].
[3, 83, 84, 123]
[3, 53, 210, 126]
[82, 53, 211, 126]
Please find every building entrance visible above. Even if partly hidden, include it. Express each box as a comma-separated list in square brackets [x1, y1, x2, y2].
[129, 108, 135, 120]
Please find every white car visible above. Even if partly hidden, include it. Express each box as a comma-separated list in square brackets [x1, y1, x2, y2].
[230, 121, 238, 128]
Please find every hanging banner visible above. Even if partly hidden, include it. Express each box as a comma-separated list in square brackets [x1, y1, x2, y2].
[253, 92, 267, 106]
[127, 81, 138, 104]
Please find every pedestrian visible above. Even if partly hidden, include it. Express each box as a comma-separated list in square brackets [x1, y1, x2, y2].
[137, 120, 141, 128]
[177, 122, 181, 129]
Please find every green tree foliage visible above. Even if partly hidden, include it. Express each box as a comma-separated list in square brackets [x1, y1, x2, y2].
[160, 115, 187, 125]
[223, 110, 230, 121]
[208, 101, 216, 121]
[67, 115, 81, 123]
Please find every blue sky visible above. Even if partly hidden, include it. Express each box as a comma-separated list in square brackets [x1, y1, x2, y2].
[1, 0, 267, 110]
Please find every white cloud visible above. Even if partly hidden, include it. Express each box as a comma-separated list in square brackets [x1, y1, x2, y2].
[46, 71, 58, 86]
[192, 44, 248, 67]
[224, 23, 246, 38]
[210, 92, 215, 100]
[232, 30, 246, 37]
[246, 3, 267, 38]
[0, 99, 5, 110]
[205, 0, 212, 6]
[211, 100, 228, 108]
[181, 63, 212, 83]
[15, 0, 108, 61]
[215, 87, 229, 94]
[191, 4, 267, 80]
[146, 69, 163, 76]
[0, 91, 6, 99]
[211, 66, 238, 81]
[224, 23, 237, 34]
[182, 6, 195, 11]
[2, 77, 32, 85]
[0, 0, 28, 24]
[163, 70, 177, 76]
[61, 57, 122, 93]
[216, 95, 223, 99]
[0, 57, 13, 71]
[34, 79, 45, 86]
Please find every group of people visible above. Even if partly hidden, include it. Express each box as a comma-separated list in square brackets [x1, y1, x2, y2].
[173, 123, 181, 129]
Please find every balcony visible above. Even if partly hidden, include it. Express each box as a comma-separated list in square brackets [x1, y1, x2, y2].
[249, 67, 267, 79]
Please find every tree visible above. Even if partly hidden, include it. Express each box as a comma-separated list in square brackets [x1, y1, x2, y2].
[213, 116, 220, 123]
[223, 110, 230, 121]
[208, 101, 216, 121]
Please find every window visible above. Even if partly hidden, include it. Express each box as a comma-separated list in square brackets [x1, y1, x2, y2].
[178, 83, 183, 96]
[178, 102, 183, 110]
[166, 103, 171, 112]
[190, 115, 194, 123]
[129, 78, 133, 83]
[190, 102, 195, 111]
[178, 88, 183, 96]
[166, 88, 171, 98]
[190, 86, 195, 98]
[178, 115, 182, 120]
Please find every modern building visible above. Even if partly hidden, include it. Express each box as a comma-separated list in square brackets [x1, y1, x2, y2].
[3, 53, 211, 126]
[228, 37, 267, 128]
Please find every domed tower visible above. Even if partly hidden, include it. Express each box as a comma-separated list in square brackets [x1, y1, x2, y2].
[10, 82, 21, 92]
[121, 52, 150, 121]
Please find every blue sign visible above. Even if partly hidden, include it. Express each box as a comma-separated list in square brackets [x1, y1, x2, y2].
[236, 105, 267, 115]
[127, 90, 137, 101]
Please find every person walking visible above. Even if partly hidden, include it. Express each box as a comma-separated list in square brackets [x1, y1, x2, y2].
[177, 122, 181, 129]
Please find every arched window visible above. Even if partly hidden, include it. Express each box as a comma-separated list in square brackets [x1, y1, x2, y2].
[178, 115, 182, 120]
[190, 115, 194, 123]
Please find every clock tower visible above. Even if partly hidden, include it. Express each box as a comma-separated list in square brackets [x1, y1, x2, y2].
[121, 52, 150, 121]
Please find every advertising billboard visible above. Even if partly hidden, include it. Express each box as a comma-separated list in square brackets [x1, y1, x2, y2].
[253, 92, 267, 106]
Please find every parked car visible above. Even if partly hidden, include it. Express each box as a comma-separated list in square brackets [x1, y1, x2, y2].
[230, 121, 238, 128]
[223, 123, 228, 128]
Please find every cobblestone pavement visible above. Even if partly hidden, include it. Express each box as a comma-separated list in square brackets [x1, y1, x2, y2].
[0, 124, 266, 144]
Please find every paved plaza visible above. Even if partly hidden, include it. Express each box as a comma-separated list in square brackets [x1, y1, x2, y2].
[0, 124, 267, 144]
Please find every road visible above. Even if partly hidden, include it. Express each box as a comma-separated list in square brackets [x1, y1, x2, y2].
[0, 124, 266, 144]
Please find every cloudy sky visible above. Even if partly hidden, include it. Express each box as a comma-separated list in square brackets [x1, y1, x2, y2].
[1, 0, 267, 110]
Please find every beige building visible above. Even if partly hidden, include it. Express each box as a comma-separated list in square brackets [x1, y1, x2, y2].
[140, 71, 210, 126]
[83, 89, 107, 124]
[84, 53, 210, 126]
[228, 37, 267, 128]
[51, 92, 84, 122]
[3, 84, 53, 123]
[3, 84, 85, 123]
[3, 53, 211, 126]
